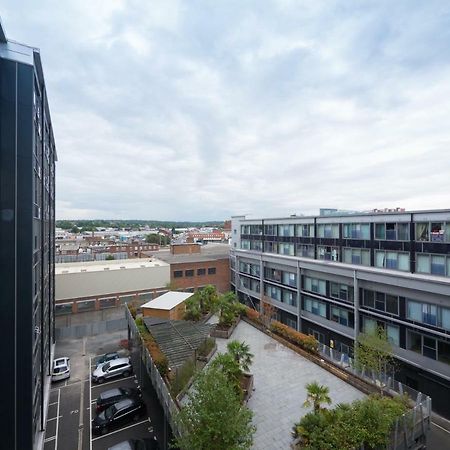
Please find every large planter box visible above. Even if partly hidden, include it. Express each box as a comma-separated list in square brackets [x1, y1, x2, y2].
[197, 343, 217, 363]
[210, 316, 241, 339]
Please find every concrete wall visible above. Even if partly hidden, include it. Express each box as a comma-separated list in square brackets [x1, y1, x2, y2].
[56, 264, 170, 301]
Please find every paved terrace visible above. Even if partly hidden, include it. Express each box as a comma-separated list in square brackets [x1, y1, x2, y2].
[212, 319, 366, 450]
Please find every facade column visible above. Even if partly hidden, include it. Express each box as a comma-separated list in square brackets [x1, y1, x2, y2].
[353, 270, 360, 364]
[259, 254, 264, 314]
[297, 262, 302, 332]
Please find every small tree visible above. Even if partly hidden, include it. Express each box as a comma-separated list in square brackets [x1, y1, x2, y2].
[302, 381, 332, 413]
[227, 340, 254, 373]
[198, 284, 219, 314]
[260, 295, 277, 328]
[173, 366, 255, 450]
[354, 326, 395, 390]
[217, 292, 246, 327]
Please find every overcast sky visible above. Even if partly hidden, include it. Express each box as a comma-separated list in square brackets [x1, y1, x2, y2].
[3, 1, 450, 220]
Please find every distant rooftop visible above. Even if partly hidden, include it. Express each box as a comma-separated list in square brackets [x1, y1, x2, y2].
[148, 243, 230, 264]
[55, 258, 168, 274]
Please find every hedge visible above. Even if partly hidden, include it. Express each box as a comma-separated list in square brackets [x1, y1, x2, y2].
[270, 321, 319, 353]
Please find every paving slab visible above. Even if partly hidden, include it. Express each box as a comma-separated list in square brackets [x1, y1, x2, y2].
[213, 320, 366, 450]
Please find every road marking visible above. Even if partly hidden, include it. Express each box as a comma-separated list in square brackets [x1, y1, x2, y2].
[55, 389, 60, 450]
[44, 436, 56, 443]
[91, 419, 150, 441]
[77, 373, 85, 450]
[91, 375, 134, 389]
[47, 416, 62, 422]
[432, 421, 450, 435]
[49, 401, 59, 406]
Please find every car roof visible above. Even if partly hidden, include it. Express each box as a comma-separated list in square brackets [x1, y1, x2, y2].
[54, 357, 68, 366]
[107, 441, 133, 450]
[100, 388, 122, 399]
[109, 357, 130, 366]
[115, 398, 134, 410]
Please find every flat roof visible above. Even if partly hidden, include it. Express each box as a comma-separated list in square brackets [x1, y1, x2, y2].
[55, 258, 168, 274]
[148, 243, 230, 264]
[141, 291, 193, 310]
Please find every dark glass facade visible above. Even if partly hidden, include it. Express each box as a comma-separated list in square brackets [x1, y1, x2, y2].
[0, 22, 56, 450]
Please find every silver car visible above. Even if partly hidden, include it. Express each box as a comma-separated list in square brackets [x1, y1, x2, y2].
[92, 357, 132, 383]
[52, 357, 70, 382]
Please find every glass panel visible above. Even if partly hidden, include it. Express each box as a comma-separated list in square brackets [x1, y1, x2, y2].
[407, 301, 422, 321]
[364, 317, 376, 334]
[398, 253, 409, 271]
[319, 280, 326, 295]
[423, 337, 437, 360]
[343, 248, 352, 263]
[431, 255, 445, 276]
[351, 251, 361, 265]
[319, 302, 326, 317]
[442, 308, 450, 330]
[445, 224, 450, 243]
[330, 283, 339, 298]
[375, 251, 385, 268]
[375, 223, 385, 239]
[376, 292, 385, 311]
[361, 250, 370, 266]
[363, 290, 374, 308]
[386, 252, 397, 269]
[438, 341, 450, 365]
[386, 223, 396, 240]
[398, 223, 409, 240]
[417, 254, 430, 273]
[387, 325, 399, 346]
[361, 224, 370, 239]
[415, 222, 429, 241]
[304, 277, 312, 291]
[423, 304, 437, 326]
[430, 223, 444, 242]
[386, 295, 398, 315]
[408, 331, 422, 353]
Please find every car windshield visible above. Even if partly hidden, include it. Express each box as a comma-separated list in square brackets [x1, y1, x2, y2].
[102, 362, 110, 372]
[105, 405, 116, 419]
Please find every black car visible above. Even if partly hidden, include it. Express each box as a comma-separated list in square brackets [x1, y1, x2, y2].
[96, 387, 142, 412]
[108, 437, 160, 450]
[92, 398, 146, 435]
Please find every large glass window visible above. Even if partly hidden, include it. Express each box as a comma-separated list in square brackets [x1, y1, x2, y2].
[297, 244, 314, 258]
[415, 221, 450, 242]
[330, 282, 353, 302]
[408, 331, 450, 364]
[331, 306, 353, 327]
[297, 223, 314, 237]
[375, 222, 409, 240]
[362, 290, 399, 315]
[264, 224, 278, 236]
[375, 250, 409, 271]
[343, 248, 370, 266]
[343, 223, 370, 239]
[239, 261, 260, 277]
[416, 253, 450, 277]
[278, 242, 294, 255]
[363, 317, 399, 346]
[304, 277, 326, 296]
[318, 224, 339, 238]
[278, 224, 295, 237]
[282, 271, 297, 287]
[407, 300, 449, 329]
[318, 246, 339, 261]
[304, 297, 326, 317]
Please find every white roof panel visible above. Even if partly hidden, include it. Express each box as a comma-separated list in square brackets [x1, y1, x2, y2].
[141, 291, 193, 310]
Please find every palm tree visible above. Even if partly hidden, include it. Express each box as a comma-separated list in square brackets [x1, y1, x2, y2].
[302, 381, 332, 413]
[227, 340, 254, 373]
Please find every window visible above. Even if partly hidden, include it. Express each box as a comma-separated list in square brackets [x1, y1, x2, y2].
[317, 224, 339, 238]
[297, 244, 314, 258]
[304, 277, 326, 296]
[416, 253, 450, 277]
[343, 248, 370, 266]
[197, 268, 206, 276]
[208, 267, 216, 275]
[185, 269, 194, 277]
[362, 290, 399, 315]
[264, 241, 277, 253]
[282, 271, 297, 287]
[375, 222, 409, 240]
[318, 246, 339, 261]
[416, 221, 450, 242]
[297, 224, 314, 237]
[241, 240, 250, 250]
[363, 317, 399, 346]
[375, 250, 409, 271]
[278, 224, 295, 237]
[283, 290, 297, 307]
[330, 282, 353, 302]
[239, 261, 260, 277]
[278, 242, 294, 255]
[304, 297, 326, 317]
[264, 224, 277, 236]
[408, 331, 440, 361]
[174, 270, 183, 278]
[331, 306, 353, 327]
[265, 284, 281, 301]
[343, 223, 370, 239]
[407, 300, 449, 329]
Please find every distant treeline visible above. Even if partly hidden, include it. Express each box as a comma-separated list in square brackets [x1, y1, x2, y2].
[56, 220, 224, 231]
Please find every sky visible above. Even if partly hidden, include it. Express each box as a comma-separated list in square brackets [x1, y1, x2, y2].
[2, 0, 450, 221]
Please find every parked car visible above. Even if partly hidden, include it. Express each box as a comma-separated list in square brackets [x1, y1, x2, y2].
[96, 387, 142, 412]
[52, 357, 70, 382]
[95, 352, 120, 368]
[92, 357, 132, 383]
[92, 397, 146, 435]
[108, 438, 160, 450]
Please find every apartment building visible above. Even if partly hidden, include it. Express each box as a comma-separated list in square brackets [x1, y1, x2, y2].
[230, 210, 450, 417]
[0, 19, 57, 450]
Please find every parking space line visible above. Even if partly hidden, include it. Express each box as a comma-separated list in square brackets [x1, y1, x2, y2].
[44, 436, 56, 443]
[91, 375, 135, 389]
[91, 419, 150, 441]
[55, 389, 60, 450]
[47, 416, 62, 422]
[49, 401, 59, 406]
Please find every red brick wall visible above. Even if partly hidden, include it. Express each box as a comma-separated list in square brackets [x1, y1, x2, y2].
[170, 243, 201, 255]
[170, 258, 230, 293]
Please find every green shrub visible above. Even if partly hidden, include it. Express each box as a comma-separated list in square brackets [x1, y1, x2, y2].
[170, 358, 196, 397]
[197, 337, 215, 358]
[270, 321, 319, 353]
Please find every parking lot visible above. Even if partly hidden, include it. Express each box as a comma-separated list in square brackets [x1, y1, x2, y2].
[44, 328, 167, 450]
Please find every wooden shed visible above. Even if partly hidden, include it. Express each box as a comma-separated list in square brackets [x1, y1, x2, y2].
[141, 291, 193, 321]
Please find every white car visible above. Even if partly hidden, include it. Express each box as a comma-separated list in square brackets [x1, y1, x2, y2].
[91, 357, 132, 383]
[52, 357, 70, 382]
